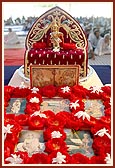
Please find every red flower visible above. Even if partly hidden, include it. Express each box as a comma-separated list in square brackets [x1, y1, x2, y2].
[12, 87, 31, 98]
[71, 153, 90, 164]
[4, 141, 15, 159]
[5, 133, 19, 145]
[90, 155, 106, 164]
[42, 85, 57, 98]
[4, 86, 14, 95]
[4, 99, 9, 108]
[105, 107, 111, 116]
[32, 42, 46, 49]
[4, 95, 11, 107]
[43, 110, 55, 119]
[101, 86, 111, 96]
[28, 115, 45, 130]
[99, 116, 111, 126]
[4, 120, 22, 134]
[76, 115, 98, 129]
[92, 136, 111, 155]
[56, 112, 80, 129]
[42, 110, 55, 126]
[15, 114, 29, 126]
[5, 114, 15, 122]
[44, 126, 66, 141]
[28, 153, 50, 164]
[57, 86, 72, 99]
[47, 115, 66, 128]
[24, 102, 40, 114]
[45, 139, 67, 153]
[103, 100, 111, 109]
[72, 85, 88, 98]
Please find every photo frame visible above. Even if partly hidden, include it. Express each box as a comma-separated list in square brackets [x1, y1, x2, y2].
[30, 65, 80, 87]
[83, 99, 105, 118]
[40, 97, 70, 114]
[6, 98, 26, 115]
[64, 129, 94, 157]
[15, 130, 45, 157]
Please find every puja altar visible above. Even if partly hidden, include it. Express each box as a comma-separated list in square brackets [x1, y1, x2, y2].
[4, 6, 112, 166]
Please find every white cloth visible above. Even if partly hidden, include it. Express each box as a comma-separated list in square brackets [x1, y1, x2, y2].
[88, 40, 93, 53]
[8, 66, 103, 89]
[4, 32, 20, 45]
[88, 40, 95, 59]
[88, 32, 101, 49]
[94, 38, 111, 56]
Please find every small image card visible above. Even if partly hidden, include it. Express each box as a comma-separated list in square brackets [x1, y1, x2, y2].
[30, 65, 80, 87]
[6, 98, 26, 115]
[40, 98, 70, 114]
[65, 129, 94, 157]
[83, 99, 105, 118]
[54, 67, 79, 86]
[15, 130, 45, 157]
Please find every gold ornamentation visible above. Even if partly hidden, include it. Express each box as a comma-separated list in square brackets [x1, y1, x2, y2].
[25, 7, 87, 49]
[24, 6, 88, 77]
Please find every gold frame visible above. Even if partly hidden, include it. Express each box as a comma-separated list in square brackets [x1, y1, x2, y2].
[30, 65, 80, 88]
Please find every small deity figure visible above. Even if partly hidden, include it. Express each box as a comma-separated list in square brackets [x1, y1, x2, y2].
[80, 133, 93, 157]
[50, 20, 63, 52]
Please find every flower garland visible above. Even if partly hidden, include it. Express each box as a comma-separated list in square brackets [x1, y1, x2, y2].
[4, 84, 111, 165]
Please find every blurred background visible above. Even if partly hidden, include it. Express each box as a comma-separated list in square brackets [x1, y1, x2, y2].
[3, 2, 112, 37]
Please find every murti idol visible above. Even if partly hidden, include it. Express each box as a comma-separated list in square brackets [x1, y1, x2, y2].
[50, 20, 63, 52]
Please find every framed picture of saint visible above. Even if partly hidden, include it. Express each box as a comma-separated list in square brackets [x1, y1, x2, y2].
[15, 130, 45, 157]
[6, 98, 26, 115]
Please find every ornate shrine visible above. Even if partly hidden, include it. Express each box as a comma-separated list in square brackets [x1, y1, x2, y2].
[24, 6, 88, 78]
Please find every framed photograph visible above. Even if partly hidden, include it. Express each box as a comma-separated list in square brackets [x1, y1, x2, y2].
[83, 99, 105, 118]
[40, 98, 70, 114]
[30, 65, 80, 87]
[64, 129, 94, 157]
[15, 130, 45, 157]
[6, 98, 26, 115]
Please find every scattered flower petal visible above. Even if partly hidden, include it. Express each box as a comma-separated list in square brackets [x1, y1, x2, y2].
[94, 128, 111, 139]
[74, 111, 90, 121]
[70, 100, 80, 110]
[104, 153, 111, 164]
[5, 154, 23, 164]
[89, 86, 103, 93]
[31, 111, 47, 118]
[52, 152, 66, 164]
[61, 86, 70, 93]
[30, 97, 39, 103]
[51, 131, 62, 138]
[31, 87, 39, 93]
